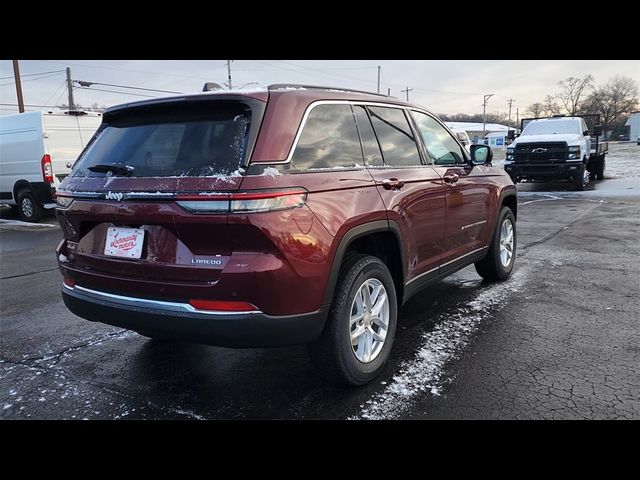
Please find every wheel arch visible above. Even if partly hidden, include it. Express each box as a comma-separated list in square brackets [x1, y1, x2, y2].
[12, 179, 34, 202]
[323, 220, 406, 307]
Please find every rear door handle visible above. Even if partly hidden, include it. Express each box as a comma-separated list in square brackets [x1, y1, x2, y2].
[382, 178, 405, 190]
[443, 174, 459, 184]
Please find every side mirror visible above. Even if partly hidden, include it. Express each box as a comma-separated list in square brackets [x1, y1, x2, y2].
[470, 145, 493, 166]
[507, 129, 515, 140]
[593, 125, 603, 136]
[583, 130, 589, 136]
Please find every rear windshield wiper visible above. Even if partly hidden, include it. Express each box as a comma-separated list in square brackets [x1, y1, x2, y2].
[87, 163, 135, 176]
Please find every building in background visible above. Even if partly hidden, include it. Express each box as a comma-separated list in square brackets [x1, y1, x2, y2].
[445, 122, 513, 149]
[625, 112, 640, 142]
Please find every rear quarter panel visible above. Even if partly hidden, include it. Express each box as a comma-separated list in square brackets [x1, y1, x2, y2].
[238, 168, 387, 311]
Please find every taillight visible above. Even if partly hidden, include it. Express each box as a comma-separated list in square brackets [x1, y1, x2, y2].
[41, 154, 53, 184]
[55, 191, 74, 208]
[176, 188, 307, 214]
[188, 299, 258, 312]
[63, 277, 75, 288]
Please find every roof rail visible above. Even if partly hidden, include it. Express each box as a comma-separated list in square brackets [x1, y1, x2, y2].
[268, 84, 391, 98]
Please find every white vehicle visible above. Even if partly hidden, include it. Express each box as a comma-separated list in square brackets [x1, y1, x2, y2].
[0, 110, 102, 221]
[450, 128, 472, 153]
[504, 115, 608, 191]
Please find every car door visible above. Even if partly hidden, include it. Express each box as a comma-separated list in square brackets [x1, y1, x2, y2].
[410, 110, 491, 266]
[357, 104, 446, 284]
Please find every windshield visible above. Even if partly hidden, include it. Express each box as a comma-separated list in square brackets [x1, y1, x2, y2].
[71, 101, 252, 178]
[522, 119, 580, 136]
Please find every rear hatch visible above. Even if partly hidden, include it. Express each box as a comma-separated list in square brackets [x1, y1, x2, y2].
[57, 96, 266, 291]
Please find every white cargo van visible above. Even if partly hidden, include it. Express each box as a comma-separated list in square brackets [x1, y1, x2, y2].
[0, 110, 102, 221]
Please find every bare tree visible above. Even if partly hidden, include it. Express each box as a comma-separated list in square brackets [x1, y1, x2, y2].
[583, 75, 639, 136]
[525, 103, 544, 118]
[88, 102, 105, 112]
[541, 95, 561, 117]
[557, 75, 593, 115]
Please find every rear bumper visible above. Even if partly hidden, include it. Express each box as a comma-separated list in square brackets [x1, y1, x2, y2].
[62, 284, 327, 347]
[505, 162, 583, 181]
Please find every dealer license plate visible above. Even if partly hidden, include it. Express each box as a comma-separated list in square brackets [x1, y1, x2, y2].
[104, 227, 145, 259]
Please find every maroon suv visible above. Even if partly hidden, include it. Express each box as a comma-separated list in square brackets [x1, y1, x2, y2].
[56, 84, 517, 385]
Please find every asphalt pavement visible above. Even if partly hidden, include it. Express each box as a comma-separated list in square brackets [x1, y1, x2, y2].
[1, 144, 639, 420]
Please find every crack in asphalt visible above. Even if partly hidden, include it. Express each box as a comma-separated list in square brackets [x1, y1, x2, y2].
[519, 202, 600, 251]
[0, 330, 205, 420]
[1, 267, 60, 280]
[1, 330, 132, 367]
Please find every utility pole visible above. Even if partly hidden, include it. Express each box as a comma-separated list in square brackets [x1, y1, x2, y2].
[516, 108, 519, 129]
[12, 60, 25, 113]
[377, 65, 381, 94]
[507, 98, 515, 129]
[482, 93, 494, 135]
[226, 60, 233, 90]
[401, 86, 413, 102]
[387, 88, 390, 96]
[66, 67, 75, 111]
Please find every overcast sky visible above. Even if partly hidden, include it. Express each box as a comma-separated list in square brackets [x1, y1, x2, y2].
[1, 60, 638, 117]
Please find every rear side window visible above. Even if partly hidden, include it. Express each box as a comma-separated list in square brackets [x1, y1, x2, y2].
[353, 106, 383, 167]
[290, 104, 364, 170]
[72, 102, 252, 178]
[367, 106, 422, 167]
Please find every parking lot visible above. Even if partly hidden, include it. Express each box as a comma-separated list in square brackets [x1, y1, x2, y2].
[1, 142, 638, 420]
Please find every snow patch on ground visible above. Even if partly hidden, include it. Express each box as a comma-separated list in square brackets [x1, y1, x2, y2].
[172, 408, 206, 420]
[354, 267, 530, 420]
[0, 219, 57, 228]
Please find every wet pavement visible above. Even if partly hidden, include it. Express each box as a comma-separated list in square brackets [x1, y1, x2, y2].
[1, 143, 639, 419]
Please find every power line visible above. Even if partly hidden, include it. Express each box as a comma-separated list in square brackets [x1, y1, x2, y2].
[255, 59, 506, 98]
[75, 86, 157, 98]
[0, 102, 70, 108]
[0, 71, 63, 87]
[44, 80, 67, 105]
[32, 60, 218, 80]
[74, 80, 181, 94]
[0, 69, 65, 80]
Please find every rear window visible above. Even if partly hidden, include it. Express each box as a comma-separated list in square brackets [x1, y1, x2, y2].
[71, 102, 252, 178]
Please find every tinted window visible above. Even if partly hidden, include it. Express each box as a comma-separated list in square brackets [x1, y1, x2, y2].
[368, 106, 422, 167]
[411, 111, 465, 166]
[72, 102, 251, 177]
[353, 106, 383, 167]
[291, 104, 364, 170]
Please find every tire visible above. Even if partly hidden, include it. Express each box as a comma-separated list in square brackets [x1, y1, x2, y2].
[17, 189, 42, 222]
[574, 164, 587, 191]
[309, 254, 398, 386]
[475, 206, 516, 281]
[596, 156, 605, 180]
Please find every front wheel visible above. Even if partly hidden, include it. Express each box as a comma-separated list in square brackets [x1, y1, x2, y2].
[475, 206, 516, 281]
[575, 164, 588, 191]
[309, 255, 398, 386]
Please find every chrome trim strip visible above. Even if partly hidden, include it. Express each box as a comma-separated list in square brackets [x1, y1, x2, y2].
[63, 283, 262, 316]
[261, 100, 431, 165]
[405, 247, 487, 286]
[461, 220, 487, 231]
